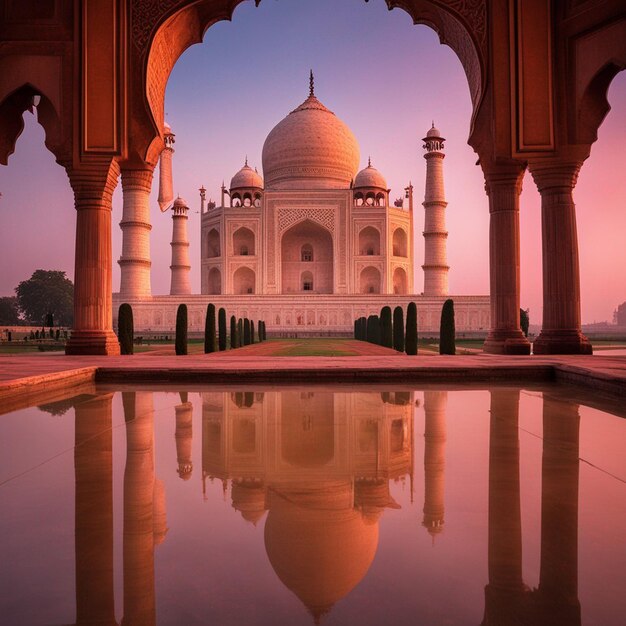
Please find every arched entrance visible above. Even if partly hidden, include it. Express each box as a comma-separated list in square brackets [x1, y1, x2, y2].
[392, 267, 407, 295]
[207, 267, 221, 295]
[281, 220, 333, 294]
[359, 226, 380, 256]
[360, 267, 381, 294]
[233, 267, 255, 294]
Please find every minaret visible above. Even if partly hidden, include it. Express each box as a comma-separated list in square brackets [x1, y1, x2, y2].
[422, 391, 447, 540]
[422, 123, 449, 296]
[158, 122, 175, 212]
[169, 196, 191, 295]
[119, 167, 153, 297]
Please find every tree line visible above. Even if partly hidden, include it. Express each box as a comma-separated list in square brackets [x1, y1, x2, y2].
[354, 299, 457, 355]
[118, 302, 267, 356]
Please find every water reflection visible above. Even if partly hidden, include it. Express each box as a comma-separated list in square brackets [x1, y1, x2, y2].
[17, 386, 619, 623]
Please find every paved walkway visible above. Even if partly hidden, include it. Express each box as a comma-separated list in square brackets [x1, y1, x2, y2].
[1, 339, 626, 415]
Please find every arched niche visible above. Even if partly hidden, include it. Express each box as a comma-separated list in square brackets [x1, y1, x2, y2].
[280, 391, 335, 468]
[233, 226, 255, 256]
[301, 270, 314, 292]
[207, 267, 221, 294]
[359, 226, 380, 256]
[393, 267, 408, 295]
[392, 228, 408, 257]
[206, 228, 220, 258]
[360, 266, 381, 294]
[281, 219, 333, 294]
[233, 266, 255, 294]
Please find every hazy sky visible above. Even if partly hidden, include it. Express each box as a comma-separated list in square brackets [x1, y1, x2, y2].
[0, 0, 624, 325]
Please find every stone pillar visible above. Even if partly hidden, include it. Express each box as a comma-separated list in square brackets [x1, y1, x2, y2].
[65, 159, 121, 355]
[175, 393, 193, 480]
[122, 391, 156, 626]
[483, 162, 531, 355]
[119, 167, 154, 297]
[422, 391, 447, 540]
[74, 394, 116, 626]
[483, 389, 526, 626]
[169, 197, 192, 295]
[529, 161, 592, 354]
[422, 125, 449, 296]
[536, 397, 581, 625]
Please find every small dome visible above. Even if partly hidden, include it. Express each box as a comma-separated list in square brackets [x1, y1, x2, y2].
[427, 123, 442, 138]
[230, 162, 264, 190]
[173, 196, 187, 208]
[354, 160, 387, 190]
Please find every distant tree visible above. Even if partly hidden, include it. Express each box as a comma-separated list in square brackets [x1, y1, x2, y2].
[243, 318, 251, 345]
[0, 296, 19, 325]
[238, 318, 243, 345]
[15, 270, 73, 326]
[118, 303, 134, 355]
[45, 313, 54, 328]
[259, 320, 265, 342]
[218, 308, 227, 351]
[439, 299, 456, 355]
[520, 308, 530, 337]
[175, 304, 188, 355]
[405, 302, 418, 355]
[380, 306, 393, 348]
[204, 303, 216, 353]
[354, 319, 358, 340]
[393, 306, 405, 352]
[230, 315, 238, 349]
[615, 302, 626, 326]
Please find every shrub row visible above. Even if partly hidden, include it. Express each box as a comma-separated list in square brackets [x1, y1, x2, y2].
[354, 299, 457, 355]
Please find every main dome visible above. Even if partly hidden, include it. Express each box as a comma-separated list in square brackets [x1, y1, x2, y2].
[262, 92, 360, 190]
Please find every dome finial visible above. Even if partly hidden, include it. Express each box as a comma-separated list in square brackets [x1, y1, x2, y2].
[309, 69, 314, 97]
[432, 120, 435, 129]
[245, 155, 248, 167]
[368, 156, 371, 168]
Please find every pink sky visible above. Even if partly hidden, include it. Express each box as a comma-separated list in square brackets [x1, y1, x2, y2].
[0, 0, 624, 325]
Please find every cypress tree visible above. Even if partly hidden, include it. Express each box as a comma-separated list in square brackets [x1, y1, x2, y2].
[366, 315, 381, 344]
[251, 321, 255, 344]
[118, 303, 134, 355]
[230, 315, 238, 349]
[218, 308, 227, 350]
[243, 318, 251, 345]
[360, 316, 367, 341]
[175, 304, 188, 355]
[440, 299, 456, 355]
[259, 320, 265, 342]
[393, 306, 405, 352]
[520, 308, 529, 337]
[380, 306, 393, 348]
[204, 303, 216, 353]
[405, 302, 418, 355]
[238, 318, 243, 345]
[354, 319, 359, 339]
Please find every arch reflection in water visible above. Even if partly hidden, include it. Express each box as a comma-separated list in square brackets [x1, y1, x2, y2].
[202, 389, 414, 620]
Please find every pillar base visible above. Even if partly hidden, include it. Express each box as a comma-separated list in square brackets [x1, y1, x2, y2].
[66, 330, 121, 356]
[532, 330, 592, 355]
[483, 330, 531, 355]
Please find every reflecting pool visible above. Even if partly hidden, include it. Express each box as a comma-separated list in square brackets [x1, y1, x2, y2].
[1, 385, 625, 625]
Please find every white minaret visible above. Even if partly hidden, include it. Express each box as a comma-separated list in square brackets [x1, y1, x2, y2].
[158, 123, 175, 212]
[422, 124, 449, 296]
[169, 197, 191, 295]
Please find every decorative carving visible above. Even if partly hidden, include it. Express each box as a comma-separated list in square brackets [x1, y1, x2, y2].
[277, 208, 335, 235]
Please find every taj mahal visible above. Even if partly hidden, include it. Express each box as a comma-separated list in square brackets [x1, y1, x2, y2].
[113, 75, 489, 335]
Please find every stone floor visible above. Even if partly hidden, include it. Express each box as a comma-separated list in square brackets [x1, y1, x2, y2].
[1, 340, 625, 415]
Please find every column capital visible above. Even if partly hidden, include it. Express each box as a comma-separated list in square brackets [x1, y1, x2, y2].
[63, 157, 120, 208]
[528, 160, 583, 193]
[482, 159, 526, 198]
[121, 166, 155, 193]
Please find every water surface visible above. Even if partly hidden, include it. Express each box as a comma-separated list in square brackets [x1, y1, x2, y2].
[1, 385, 625, 625]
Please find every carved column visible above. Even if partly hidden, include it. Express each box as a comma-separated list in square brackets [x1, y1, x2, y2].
[483, 162, 531, 355]
[65, 159, 121, 355]
[119, 167, 154, 297]
[74, 394, 116, 626]
[529, 161, 592, 354]
[483, 389, 527, 625]
[536, 397, 581, 625]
